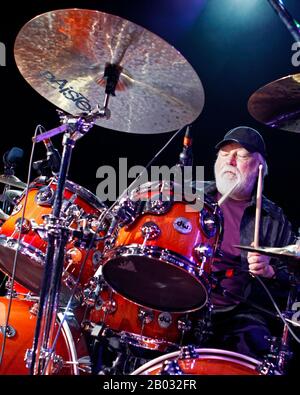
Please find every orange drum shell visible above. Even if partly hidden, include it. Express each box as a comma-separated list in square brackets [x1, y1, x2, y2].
[114, 200, 219, 272]
[89, 289, 194, 348]
[0, 297, 88, 375]
[0, 185, 101, 249]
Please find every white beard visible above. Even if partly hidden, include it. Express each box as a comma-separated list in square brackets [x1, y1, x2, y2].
[215, 165, 256, 200]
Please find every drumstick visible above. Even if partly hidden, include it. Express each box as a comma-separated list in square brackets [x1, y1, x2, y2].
[254, 164, 263, 248]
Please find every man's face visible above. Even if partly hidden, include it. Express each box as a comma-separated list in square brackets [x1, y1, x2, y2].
[214, 142, 262, 200]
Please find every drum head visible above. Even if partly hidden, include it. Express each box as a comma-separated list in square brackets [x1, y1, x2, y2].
[0, 238, 44, 294]
[102, 253, 207, 313]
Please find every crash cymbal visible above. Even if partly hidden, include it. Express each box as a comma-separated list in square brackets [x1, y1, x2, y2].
[14, 9, 204, 134]
[0, 175, 26, 189]
[248, 74, 300, 133]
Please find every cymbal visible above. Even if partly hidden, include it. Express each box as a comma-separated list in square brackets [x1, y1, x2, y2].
[248, 74, 300, 133]
[14, 9, 204, 134]
[0, 175, 27, 189]
[235, 244, 300, 265]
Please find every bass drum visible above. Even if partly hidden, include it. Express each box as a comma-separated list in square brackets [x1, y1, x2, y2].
[0, 297, 91, 375]
[131, 348, 280, 375]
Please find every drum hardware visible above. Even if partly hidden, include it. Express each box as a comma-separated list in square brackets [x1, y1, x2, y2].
[161, 360, 183, 375]
[29, 302, 40, 316]
[0, 325, 16, 339]
[200, 209, 219, 238]
[267, 0, 300, 43]
[35, 185, 55, 206]
[138, 309, 154, 326]
[141, 222, 161, 242]
[14, 217, 31, 233]
[25, 112, 107, 375]
[193, 244, 214, 271]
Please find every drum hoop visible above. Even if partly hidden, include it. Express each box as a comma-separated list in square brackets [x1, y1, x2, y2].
[28, 178, 107, 212]
[131, 348, 265, 375]
[103, 243, 209, 313]
[0, 236, 45, 263]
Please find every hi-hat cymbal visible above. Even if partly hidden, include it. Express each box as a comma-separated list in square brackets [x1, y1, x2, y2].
[14, 9, 204, 134]
[234, 244, 300, 276]
[235, 244, 300, 260]
[248, 74, 300, 133]
[0, 175, 26, 189]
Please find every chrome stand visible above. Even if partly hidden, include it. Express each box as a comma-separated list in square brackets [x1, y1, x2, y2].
[28, 105, 110, 375]
[267, 0, 300, 42]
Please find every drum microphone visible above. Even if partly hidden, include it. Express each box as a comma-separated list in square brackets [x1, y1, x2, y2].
[3, 147, 24, 176]
[178, 126, 193, 167]
[43, 138, 61, 174]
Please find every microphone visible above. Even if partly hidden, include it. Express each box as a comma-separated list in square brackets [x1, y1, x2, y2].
[41, 138, 61, 174]
[3, 147, 24, 176]
[178, 126, 193, 167]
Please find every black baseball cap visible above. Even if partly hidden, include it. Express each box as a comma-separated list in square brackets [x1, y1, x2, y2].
[215, 126, 267, 158]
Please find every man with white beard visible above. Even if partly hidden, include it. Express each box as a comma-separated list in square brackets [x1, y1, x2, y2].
[193, 126, 295, 367]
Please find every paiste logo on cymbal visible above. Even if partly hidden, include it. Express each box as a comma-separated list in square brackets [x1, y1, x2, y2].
[0, 42, 6, 66]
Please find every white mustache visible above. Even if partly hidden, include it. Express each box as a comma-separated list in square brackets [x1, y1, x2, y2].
[220, 166, 239, 177]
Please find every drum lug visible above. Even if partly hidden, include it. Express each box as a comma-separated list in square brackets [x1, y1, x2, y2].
[14, 218, 32, 233]
[200, 208, 218, 238]
[145, 198, 172, 215]
[0, 324, 16, 338]
[77, 357, 92, 374]
[194, 243, 213, 266]
[177, 317, 192, 333]
[178, 345, 199, 360]
[35, 185, 55, 206]
[141, 221, 161, 240]
[138, 308, 154, 325]
[161, 359, 183, 375]
[83, 276, 104, 306]
[29, 302, 40, 316]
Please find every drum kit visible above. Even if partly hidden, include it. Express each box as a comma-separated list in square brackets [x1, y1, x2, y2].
[0, 3, 299, 376]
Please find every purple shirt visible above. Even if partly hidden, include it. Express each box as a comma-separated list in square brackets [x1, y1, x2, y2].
[211, 193, 251, 310]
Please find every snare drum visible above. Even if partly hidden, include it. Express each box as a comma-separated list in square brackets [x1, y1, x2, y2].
[89, 282, 195, 352]
[131, 348, 279, 375]
[0, 296, 91, 374]
[0, 178, 109, 295]
[102, 182, 223, 312]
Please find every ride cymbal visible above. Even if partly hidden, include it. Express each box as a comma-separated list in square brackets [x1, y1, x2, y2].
[14, 9, 205, 134]
[248, 74, 300, 133]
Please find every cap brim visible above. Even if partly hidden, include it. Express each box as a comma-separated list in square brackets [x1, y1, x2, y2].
[215, 139, 257, 153]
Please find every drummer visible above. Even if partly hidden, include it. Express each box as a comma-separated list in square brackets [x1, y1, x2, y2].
[194, 126, 295, 362]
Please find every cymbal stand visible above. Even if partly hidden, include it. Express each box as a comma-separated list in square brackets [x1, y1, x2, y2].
[275, 278, 298, 373]
[27, 99, 111, 375]
[267, 0, 300, 42]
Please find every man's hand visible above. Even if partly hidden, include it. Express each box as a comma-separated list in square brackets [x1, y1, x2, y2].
[248, 243, 275, 278]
